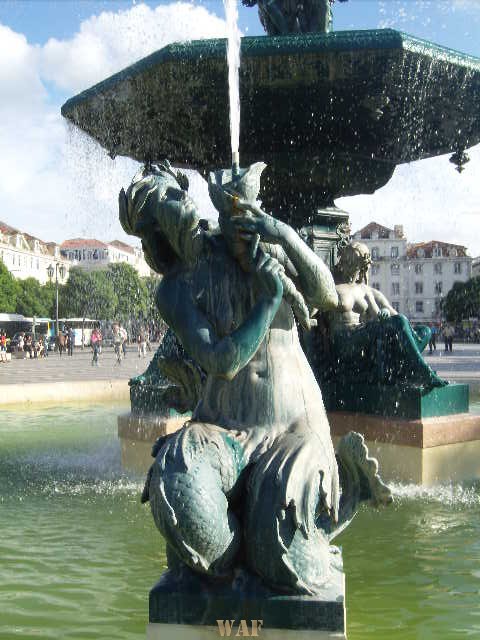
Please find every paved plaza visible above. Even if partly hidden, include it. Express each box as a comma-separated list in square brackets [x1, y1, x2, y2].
[424, 342, 480, 386]
[0, 341, 478, 387]
[0, 344, 156, 386]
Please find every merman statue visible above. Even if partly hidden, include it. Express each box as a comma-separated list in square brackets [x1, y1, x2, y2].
[242, 0, 348, 35]
[119, 161, 391, 596]
[320, 241, 447, 389]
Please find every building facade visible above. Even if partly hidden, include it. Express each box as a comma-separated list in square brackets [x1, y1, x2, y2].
[0, 221, 69, 285]
[60, 238, 151, 277]
[352, 222, 472, 323]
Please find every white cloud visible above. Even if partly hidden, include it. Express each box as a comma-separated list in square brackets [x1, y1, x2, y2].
[338, 144, 480, 254]
[0, 2, 225, 245]
[40, 2, 227, 93]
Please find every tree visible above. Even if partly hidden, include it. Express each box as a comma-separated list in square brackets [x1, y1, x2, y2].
[0, 262, 18, 313]
[442, 277, 480, 322]
[15, 278, 56, 318]
[59, 268, 117, 340]
[107, 263, 148, 321]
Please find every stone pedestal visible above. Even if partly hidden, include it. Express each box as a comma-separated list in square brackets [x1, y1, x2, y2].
[146, 623, 346, 639]
[330, 410, 480, 484]
[149, 552, 345, 639]
[117, 412, 188, 472]
[323, 382, 469, 419]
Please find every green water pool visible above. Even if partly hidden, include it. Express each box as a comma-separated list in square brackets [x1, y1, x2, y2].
[1, 404, 480, 639]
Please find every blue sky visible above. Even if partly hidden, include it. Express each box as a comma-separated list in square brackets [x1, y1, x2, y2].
[0, 1, 479, 252]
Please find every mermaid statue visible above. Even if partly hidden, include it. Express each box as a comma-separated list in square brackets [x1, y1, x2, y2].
[119, 160, 391, 597]
[320, 241, 447, 389]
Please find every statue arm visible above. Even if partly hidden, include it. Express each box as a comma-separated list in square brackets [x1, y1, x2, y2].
[157, 268, 283, 381]
[230, 204, 338, 312]
[279, 226, 338, 311]
[370, 288, 398, 317]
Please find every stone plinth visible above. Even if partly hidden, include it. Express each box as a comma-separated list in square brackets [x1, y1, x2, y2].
[149, 552, 345, 637]
[146, 623, 346, 639]
[117, 412, 188, 472]
[323, 382, 469, 419]
[328, 410, 480, 448]
[329, 410, 480, 484]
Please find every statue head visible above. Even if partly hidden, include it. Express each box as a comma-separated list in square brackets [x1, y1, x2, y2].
[335, 241, 372, 285]
[119, 161, 199, 274]
[208, 162, 266, 256]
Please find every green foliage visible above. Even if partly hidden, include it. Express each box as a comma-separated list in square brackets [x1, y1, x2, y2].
[107, 262, 148, 321]
[0, 261, 18, 313]
[442, 277, 480, 322]
[15, 278, 56, 318]
[143, 275, 162, 323]
[59, 267, 117, 321]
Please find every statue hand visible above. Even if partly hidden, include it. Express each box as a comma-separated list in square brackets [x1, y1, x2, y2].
[255, 251, 284, 302]
[231, 200, 287, 245]
[378, 308, 391, 321]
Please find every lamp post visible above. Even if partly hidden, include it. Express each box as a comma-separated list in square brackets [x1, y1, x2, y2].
[47, 263, 66, 336]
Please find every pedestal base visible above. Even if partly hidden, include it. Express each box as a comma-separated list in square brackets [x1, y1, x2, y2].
[146, 623, 346, 639]
[149, 553, 345, 635]
[330, 410, 480, 484]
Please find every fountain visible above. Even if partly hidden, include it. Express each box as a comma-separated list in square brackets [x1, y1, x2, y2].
[61, 0, 480, 636]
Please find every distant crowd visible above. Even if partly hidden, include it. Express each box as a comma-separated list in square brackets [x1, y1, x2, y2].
[0, 320, 167, 366]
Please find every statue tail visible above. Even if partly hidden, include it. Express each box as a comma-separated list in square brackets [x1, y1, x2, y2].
[318, 432, 392, 540]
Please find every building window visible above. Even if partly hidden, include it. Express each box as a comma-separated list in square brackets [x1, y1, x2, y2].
[414, 263, 423, 274]
[435, 300, 442, 315]
[391, 263, 400, 275]
[36, 259, 39, 269]
[392, 301, 400, 312]
[415, 282, 423, 294]
[417, 248, 425, 258]
[433, 246, 442, 257]
[93, 249, 98, 260]
[371, 247, 379, 260]
[434, 263, 442, 274]
[391, 246, 399, 258]
[391, 282, 400, 296]
[416, 301, 424, 314]
[371, 264, 380, 276]
[454, 262, 462, 274]
[435, 281, 443, 295]
[372, 282, 380, 291]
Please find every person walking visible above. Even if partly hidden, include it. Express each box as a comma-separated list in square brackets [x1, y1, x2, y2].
[137, 328, 147, 358]
[91, 327, 102, 366]
[444, 324, 454, 353]
[120, 324, 128, 359]
[112, 324, 123, 365]
[0, 331, 7, 363]
[67, 326, 75, 356]
[428, 324, 437, 353]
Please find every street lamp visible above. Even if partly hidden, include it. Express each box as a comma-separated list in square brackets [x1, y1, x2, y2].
[48, 263, 66, 336]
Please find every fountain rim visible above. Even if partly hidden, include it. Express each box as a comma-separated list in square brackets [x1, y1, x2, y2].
[61, 27, 480, 118]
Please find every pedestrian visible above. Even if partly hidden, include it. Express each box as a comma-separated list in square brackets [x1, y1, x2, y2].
[91, 326, 102, 366]
[137, 328, 147, 358]
[0, 331, 7, 363]
[445, 324, 454, 352]
[112, 324, 123, 365]
[67, 326, 75, 356]
[120, 324, 128, 358]
[428, 324, 437, 353]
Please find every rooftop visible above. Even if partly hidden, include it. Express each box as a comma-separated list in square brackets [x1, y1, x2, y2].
[407, 241, 468, 259]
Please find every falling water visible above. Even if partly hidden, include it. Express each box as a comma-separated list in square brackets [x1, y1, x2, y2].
[224, 0, 241, 175]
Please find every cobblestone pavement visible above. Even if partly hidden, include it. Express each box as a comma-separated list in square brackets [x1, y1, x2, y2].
[1, 341, 478, 388]
[0, 344, 156, 385]
[424, 342, 480, 386]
